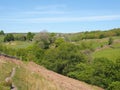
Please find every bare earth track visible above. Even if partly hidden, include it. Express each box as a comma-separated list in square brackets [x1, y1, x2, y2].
[0, 55, 104, 90]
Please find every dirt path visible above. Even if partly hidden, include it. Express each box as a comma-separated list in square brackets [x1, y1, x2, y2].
[11, 68, 17, 90]
[95, 45, 110, 52]
[5, 67, 17, 90]
[11, 83, 17, 90]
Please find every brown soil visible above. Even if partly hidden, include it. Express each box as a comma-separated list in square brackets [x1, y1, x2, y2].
[0, 56, 104, 90]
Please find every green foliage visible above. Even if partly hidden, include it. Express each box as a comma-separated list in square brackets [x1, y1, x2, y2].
[67, 63, 94, 83]
[49, 32, 56, 43]
[55, 37, 65, 47]
[107, 81, 120, 90]
[99, 34, 105, 39]
[92, 58, 114, 88]
[0, 35, 5, 42]
[79, 41, 94, 51]
[108, 37, 113, 45]
[14, 35, 26, 41]
[41, 42, 87, 74]
[65, 57, 120, 88]
[111, 28, 120, 36]
[4, 34, 14, 42]
[25, 44, 44, 63]
[0, 30, 5, 35]
[26, 32, 34, 41]
[33, 31, 50, 49]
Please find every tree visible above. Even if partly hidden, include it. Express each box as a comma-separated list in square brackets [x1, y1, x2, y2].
[33, 30, 50, 49]
[4, 34, 14, 42]
[99, 34, 105, 39]
[27, 32, 34, 41]
[92, 58, 115, 88]
[0, 30, 5, 35]
[108, 37, 113, 45]
[49, 33, 56, 43]
[55, 37, 65, 47]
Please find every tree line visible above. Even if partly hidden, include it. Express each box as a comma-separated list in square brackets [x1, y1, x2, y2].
[3, 32, 35, 42]
[65, 28, 120, 42]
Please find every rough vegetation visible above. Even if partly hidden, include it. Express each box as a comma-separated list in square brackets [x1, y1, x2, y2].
[0, 28, 120, 89]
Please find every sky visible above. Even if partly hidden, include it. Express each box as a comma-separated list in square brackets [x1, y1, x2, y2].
[0, 0, 120, 33]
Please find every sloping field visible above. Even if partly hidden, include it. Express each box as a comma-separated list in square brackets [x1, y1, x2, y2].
[0, 55, 104, 90]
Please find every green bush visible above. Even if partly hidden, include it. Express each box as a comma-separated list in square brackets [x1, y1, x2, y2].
[108, 37, 113, 45]
[4, 34, 14, 42]
[107, 81, 120, 90]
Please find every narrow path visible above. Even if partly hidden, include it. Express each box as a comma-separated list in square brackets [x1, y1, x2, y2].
[11, 83, 17, 90]
[5, 67, 17, 90]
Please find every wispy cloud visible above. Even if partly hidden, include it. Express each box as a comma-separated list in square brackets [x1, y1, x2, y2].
[35, 4, 66, 10]
[11, 4, 68, 16]
[24, 11, 66, 15]
[1, 15, 120, 23]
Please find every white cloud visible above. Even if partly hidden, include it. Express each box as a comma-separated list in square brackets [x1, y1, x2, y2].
[15, 4, 67, 16]
[35, 4, 66, 10]
[24, 11, 66, 15]
[1, 15, 120, 23]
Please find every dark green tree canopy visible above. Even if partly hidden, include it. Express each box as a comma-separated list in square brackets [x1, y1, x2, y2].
[27, 32, 35, 41]
[108, 37, 113, 45]
[4, 34, 14, 42]
[0, 30, 5, 35]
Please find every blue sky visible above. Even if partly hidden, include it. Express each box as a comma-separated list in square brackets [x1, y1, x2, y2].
[0, 0, 120, 33]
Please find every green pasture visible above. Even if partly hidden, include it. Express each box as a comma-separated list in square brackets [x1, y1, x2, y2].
[4, 41, 32, 49]
[93, 47, 120, 61]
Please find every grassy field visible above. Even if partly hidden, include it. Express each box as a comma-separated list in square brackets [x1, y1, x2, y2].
[75, 36, 120, 61]
[4, 41, 32, 49]
[92, 36, 120, 61]
[77, 38, 108, 49]
[93, 46, 120, 61]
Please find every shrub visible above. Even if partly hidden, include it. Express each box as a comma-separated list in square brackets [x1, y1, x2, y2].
[108, 37, 113, 45]
[107, 81, 120, 90]
[4, 34, 14, 42]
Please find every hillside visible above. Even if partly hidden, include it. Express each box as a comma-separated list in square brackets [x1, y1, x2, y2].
[0, 55, 104, 90]
[0, 29, 120, 89]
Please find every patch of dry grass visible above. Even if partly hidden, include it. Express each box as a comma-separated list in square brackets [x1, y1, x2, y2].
[13, 65, 60, 90]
